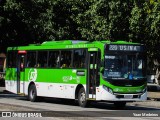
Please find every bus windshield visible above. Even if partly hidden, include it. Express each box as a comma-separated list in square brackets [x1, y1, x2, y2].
[103, 53, 145, 80]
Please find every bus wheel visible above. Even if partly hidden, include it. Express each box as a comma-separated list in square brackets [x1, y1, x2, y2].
[114, 101, 126, 108]
[28, 84, 37, 102]
[78, 87, 90, 107]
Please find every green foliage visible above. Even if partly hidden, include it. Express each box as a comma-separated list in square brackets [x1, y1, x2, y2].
[129, 0, 160, 64]
[0, 0, 159, 66]
[75, 0, 133, 41]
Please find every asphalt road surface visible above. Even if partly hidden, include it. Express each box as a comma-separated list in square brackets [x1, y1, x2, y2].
[0, 86, 160, 120]
[0, 93, 160, 120]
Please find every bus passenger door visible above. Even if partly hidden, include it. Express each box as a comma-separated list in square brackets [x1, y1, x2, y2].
[17, 51, 26, 94]
[87, 48, 100, 99]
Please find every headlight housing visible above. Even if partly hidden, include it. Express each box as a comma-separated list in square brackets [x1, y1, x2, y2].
[142, 88, 147, 93]
[103, 85, 113, 94]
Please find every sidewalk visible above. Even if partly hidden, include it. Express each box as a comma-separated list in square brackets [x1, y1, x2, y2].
[147, 83, 160, 100]
[128, 100, 160, 109]
[0, 87, 5, 93]
[147, 83, 160, 91]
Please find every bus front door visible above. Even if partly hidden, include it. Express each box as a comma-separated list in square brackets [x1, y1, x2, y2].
[87, 49, 100, 99]
[17, 54, 25, 94]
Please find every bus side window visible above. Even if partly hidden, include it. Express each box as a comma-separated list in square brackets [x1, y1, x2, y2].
[48, 51, 59, 68]
[37, 51, 48, 68]
[7, 51, 17, 68]
[60, 51, 72, 68]
[73, 49, 86, 68]
[26, 52, 36, 68]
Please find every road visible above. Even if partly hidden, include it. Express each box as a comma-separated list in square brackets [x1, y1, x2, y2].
[0, 86, 160, 120]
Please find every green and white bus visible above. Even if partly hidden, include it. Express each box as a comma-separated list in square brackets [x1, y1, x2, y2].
[5, 40, 147, 108]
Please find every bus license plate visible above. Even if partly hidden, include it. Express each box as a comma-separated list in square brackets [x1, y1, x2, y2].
[124, 95, 133, 99]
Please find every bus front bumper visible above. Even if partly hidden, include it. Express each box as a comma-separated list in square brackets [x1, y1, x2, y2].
[96, 87, 147, 101]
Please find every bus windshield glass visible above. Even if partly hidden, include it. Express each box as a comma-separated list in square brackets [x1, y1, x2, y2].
[103, 54, 145, 80]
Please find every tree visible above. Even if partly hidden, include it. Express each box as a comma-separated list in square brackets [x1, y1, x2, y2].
[0, 0, 160, 72]
[0, 0, 81, 49]
[129, 0, 160, 74]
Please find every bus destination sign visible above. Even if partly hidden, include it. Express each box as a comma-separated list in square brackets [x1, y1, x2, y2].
[108, 45, 141, 51]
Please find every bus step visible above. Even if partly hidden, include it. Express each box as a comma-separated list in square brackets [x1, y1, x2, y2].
[89, 94, 96, 98]
[17, 93, 25, 96]
[87, 98, 96, 100]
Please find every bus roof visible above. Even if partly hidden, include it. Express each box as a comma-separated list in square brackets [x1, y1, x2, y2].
[7, 40, 141, 51]
[41, 40, 89, 46]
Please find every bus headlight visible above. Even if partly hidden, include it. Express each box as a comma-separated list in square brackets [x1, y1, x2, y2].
[103, 85, 113, 94]
[142, 88, 147, 93]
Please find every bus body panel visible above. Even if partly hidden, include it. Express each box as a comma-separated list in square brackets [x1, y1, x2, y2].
[96, 85, 147, 101]
[5, 40, 147, 103]
[5, 79, 147, 101]
[5, 79, 87, 99]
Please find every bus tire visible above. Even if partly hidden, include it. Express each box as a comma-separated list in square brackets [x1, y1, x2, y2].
[114, 101, 126, 108]
[28, 84, 37, 102]
[78, 87, 90, 107]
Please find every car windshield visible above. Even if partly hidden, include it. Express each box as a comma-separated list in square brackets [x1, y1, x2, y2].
[103, 54, 145, 80]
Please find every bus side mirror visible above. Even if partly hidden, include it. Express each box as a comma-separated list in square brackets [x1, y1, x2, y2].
[101, 60, 104, 67]
[100, 68, 104, 73]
